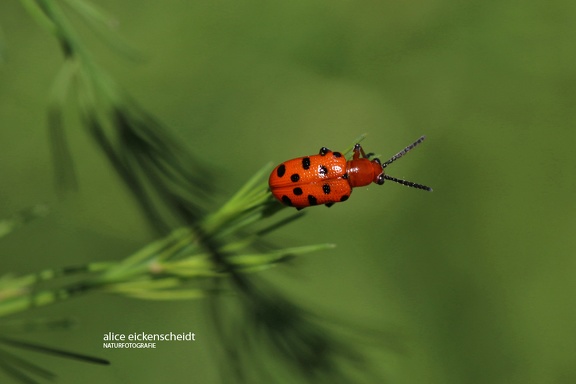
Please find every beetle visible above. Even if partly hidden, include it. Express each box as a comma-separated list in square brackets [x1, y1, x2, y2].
[268, 135, 431, 209]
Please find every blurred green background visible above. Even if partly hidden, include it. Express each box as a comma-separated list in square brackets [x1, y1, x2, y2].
[1, 0, 576, 383]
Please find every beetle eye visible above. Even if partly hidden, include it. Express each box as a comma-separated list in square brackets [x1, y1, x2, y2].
[376, 174, 385, 185]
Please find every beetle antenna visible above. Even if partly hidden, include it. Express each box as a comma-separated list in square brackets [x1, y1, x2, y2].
[382, 136, 426, 168]
[383, 174, 432, 191]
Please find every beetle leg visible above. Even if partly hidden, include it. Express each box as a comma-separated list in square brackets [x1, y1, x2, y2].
[353, 143, 372, 160]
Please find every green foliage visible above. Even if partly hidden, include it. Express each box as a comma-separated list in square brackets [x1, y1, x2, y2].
[0, 1, 384, 383]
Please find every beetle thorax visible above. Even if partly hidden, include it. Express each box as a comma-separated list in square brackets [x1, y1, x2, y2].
[346, 159, 382, 187]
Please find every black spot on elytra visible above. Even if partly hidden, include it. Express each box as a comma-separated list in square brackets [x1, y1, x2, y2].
[333, 152, 342, 158]
[293, 187, 303, 195]
[307, 195, 318, 205]
[282, 195, 293, 206]
[340, 195, 349, 202]
[322, 184, 331, 194]
[276, 164, 286, 178]
[302, 157, 311, 170]
[319, 147, 330, 156]
[342, 173, 348, 179]
[319, 165, 328, 176]
[290, 173, 300, 182]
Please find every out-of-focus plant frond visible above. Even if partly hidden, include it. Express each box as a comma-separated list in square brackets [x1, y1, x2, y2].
[61, 0, 142, 60]
[0, 165, 330, 316]
[0, 317, 107, 383]
[211, 277, 387, 384]
[0, 317, 76, 334]
[4, 1, 395, 383]
[21, 0, 214, 232]
[0, 335, 109, 384]
[0, 205, 49, 240]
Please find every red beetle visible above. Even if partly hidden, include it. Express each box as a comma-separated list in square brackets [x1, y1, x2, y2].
[269, 136, 431, 209]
